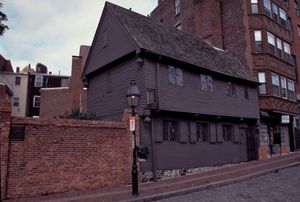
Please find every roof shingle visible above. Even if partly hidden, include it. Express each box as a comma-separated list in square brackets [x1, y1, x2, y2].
[106, 2, 256, 82]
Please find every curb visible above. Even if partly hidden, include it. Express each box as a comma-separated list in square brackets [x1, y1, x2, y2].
[123, 161, 300, 202]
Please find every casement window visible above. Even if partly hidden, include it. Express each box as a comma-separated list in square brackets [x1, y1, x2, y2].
[175, 0, 181, 15]
[272, 73, 280, 97]
[226, 82, 236, 97]
[196, 123, 209, 142]
[276, 38, 283, 58]
[267, 32, 276, 55]
[295, 0, 300, 16]
[279, 8, 287, 27]
[258, 72, 267, 94]
[200, 74, 213, 92]
[223, 125, 233, 141]
[254, 31, 263, 52]
[34, 75, 43, 87]
[15, 76, 21, 86]
[163, 120, 179, 141]
[287, 80, 295, 100]
[272, 3, 278, 20]
[281, 77, 287, 99]
[13, 97, 19, 107]
[283, 42, 291, 62]
[168, 66, 183, 86]
[264, 0, 271, 16]
[251, 0, 259, 13]
[33, 95, 41, 108]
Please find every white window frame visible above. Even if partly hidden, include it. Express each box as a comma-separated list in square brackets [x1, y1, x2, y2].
[34, 75, 43, 87]
[13, 97, 19, 107]
[251, 0, 259, 14]
[283, 42, 291, 54]
[258, 72, 267, 95]
[272, 73, 280, 97]
[175, 0, 181, 15]
[281, 77, 287, 99]
[33, 95, 41, 108]
[264, 0, 271, 16]
[279, 8, 287, 27]
[254, 31, 263, 52]
[287, 79, 295, 100]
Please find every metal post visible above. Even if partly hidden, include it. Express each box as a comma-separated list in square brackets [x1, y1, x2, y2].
[131, 106, 139, 196]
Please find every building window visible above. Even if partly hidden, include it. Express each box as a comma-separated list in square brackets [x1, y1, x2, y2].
[163, 120, 179, 141]
[223, 125, 233, 141]
[281, 77, 287, 99]
[34, 75, 43, 87]
[287, 18, 293, 41]
[200, 74, 213, 92]
[298, 25, 300, 37]
[254, 31, 262, 52]
[226, 82, 236, 97]
[264, 0, 271, 16]
[196, 123, 209, 142]
[251, 0, 259, 13]
[272, 73, 280, 97]
[258, 72, 267, 94]
[283, 42, 291, 62]
[33, 95, 41, 108]
[15, 76, 21, 86]
[168, 66, 183, 86]
[295, 0, 300, 16]
[279, 8, 287, 27]
[276, 38, 283, 58]
[288, 80, 295, 100]
[267, 32, 276, 55]
[13, 97, 19, 107]
[175, 0, 181, 15]
[272, 3, 278, 21]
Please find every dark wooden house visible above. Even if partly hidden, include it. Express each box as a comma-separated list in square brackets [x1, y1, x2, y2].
[83, 2, 260, 172]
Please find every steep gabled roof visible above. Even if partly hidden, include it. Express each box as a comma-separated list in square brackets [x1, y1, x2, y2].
[106, 2, 256, 82]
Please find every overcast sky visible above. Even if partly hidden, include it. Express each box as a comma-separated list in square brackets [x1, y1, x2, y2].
[0, 0, 157, 75]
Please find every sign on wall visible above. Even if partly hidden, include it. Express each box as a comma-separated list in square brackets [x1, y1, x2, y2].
[281, 115, 290, 124]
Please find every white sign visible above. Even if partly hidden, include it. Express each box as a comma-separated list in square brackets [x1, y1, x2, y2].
[130, 118, 135, 131]
[281, 115, 290, 124]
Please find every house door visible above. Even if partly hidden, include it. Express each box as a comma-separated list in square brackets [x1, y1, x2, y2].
[239, 128, 248, 162]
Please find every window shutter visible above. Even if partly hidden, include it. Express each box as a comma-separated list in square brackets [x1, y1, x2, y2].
[234, 126, 240, 143]
[190, 122, 197, 143]
[216, 124, 224, 143]
[179, 121, 188, 143]
[154, 119, 163, 142]
[209, 123, 217, 143]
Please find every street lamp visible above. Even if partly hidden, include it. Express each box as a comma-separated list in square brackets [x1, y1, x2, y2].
[126, 80, 141, 197]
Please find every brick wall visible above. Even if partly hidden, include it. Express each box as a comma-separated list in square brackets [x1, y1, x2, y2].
[0, 89, 12, 199]
[40, 88, 72, 118]
[1, 105, 133, 200]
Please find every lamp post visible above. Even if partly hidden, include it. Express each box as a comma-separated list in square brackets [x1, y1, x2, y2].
[126, 80, 141, 197]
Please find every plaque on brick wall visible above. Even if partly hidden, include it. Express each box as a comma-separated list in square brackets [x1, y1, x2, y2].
[10, 124, 25, 141]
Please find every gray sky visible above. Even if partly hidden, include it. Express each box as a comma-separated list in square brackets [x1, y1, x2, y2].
[0, 0, 157, 75]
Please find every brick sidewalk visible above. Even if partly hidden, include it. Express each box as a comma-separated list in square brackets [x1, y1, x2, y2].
[6, 152, 300, 202]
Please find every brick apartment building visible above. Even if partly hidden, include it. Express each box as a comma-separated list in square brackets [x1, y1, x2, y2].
[151, 0, 300, 157]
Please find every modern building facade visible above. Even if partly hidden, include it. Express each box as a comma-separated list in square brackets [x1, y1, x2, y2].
[151, 0, 300, 157]
[83, 2, 260, 173]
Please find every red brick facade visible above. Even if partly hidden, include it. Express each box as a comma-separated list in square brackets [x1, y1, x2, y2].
[1, 97, 134, 200]
[40, 46, 90, 118]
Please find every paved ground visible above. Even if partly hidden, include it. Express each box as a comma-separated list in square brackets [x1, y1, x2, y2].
[156, 165, 300, 202]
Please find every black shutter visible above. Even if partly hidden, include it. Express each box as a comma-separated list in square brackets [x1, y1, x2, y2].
[190, 122, 197, 143]
[216, 124, 224, 143]
[209, 123, 217, 143]
[179, 121, 188, 143]
[154, 119, 163, 142]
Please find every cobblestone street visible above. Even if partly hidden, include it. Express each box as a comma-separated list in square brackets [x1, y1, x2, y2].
[156, 165, 300, 202]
